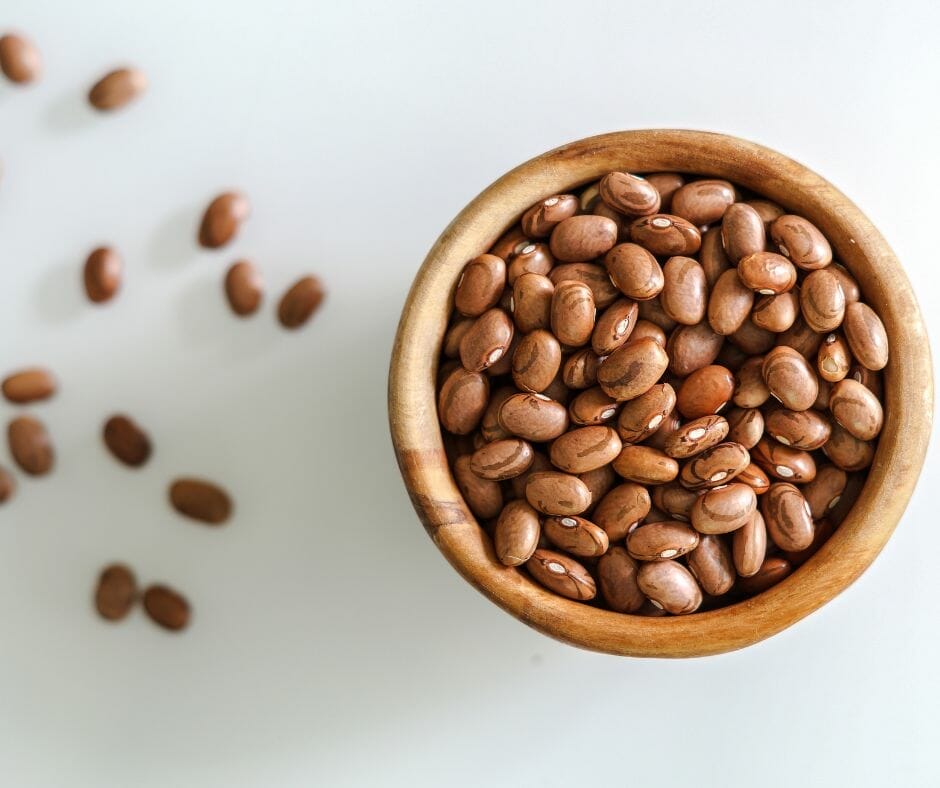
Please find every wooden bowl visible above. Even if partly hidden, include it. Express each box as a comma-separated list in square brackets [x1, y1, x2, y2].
[388, 130, 933, 657]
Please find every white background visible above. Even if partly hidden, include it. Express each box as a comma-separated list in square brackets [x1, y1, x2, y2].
[1, 1, 938, 786]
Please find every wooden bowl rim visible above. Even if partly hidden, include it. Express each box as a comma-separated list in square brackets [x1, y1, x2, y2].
[388, 129, 934, 658]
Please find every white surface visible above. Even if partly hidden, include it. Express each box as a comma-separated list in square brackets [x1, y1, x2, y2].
[1, 1, 938, 786]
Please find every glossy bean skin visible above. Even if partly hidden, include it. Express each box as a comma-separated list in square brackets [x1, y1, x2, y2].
[679, 442, 750, 490]
[521, 194, 579, 238]
[737, 462, 771, 495]
[508, 243, 554, 284]
[721, 202, 766, 263]
[199, 191, 249, 248]
[627, 521, 700, 561]
[84, 247, 123, 303]
[605, 243, 664, 301]
[663, 414, 729, 459]
[88, 67, 147, 111]
[630, 215, 702, 257]
[700, 227, 732, 288]
[526, 549, 596, 601]
[637, 560, 702, 614]
[494, 500, 541, 566]
[708, 269, 754, 336]
[800, 269, 845, 333]
[597, 338, 669, 402]
[736, 557, 792, 595]
[687, 535, 735, 596]
[460, 308, 515, 372]
[770, 215, 832, 270]
[568, 387, 619, 427]
[761, 482, 814, 551]
[470, 438, 535, 480]
[2, 368, 57, 404]
[550, 426, 622, 474]
[651, 483, 698, 522]
[0, 33, 41, 83]
[438, 366, 489, 435]
[645, 173, 686, 212]
[592, 483, 652, 541]
[670, 180, 735, 226]
[661, 256, 707, 326]
[549, 215, 619, 262]
[843, 302, 889, 371]
[562, 348, 602, 390]
[751, 437, 817, 482]
[752, 291, 799, 333]
[498, 393, 569, 442]
[511, 273, 554, 333]
[738, 252, 797, 295]
[764, 409, 832, 450]
[592, 298, 638, 356]
[597, 547, 645, 613]
[599, 172, 661, 216]
[551, 281, 596, 347]
[616, 384, 676, 444]
[817, 332, 852, 382]
[733, 356, 771, 409]
[455, 254, 507, 316]
[829, 378, 884, 441]
[690, 483, 757, 534]
[726, 407, 765, 449]
[802, 464, 848, 520]
[732, 510, 767, 577]
[549, 263, 619, 308]
[512, 329, 562, 392]
[224, 260, 264, 316]
[544, 515, 610, 558]
[676, 365, 735, 419]
[762, 346, 818, 411]
[525, 471, 592, 516]
[613, 446, 679, 485]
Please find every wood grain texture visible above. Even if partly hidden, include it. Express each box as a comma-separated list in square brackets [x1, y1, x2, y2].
[387, 129, 934, 658]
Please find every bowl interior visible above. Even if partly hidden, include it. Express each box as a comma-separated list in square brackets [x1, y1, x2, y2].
[388, 130, 933, 657]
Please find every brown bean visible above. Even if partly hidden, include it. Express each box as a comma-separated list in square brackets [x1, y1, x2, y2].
[645, 409, 682, 452]
[549, 262, 619, 308]
[604, 243, 664, 301]
[511, 329, 561, 392]
[637, 296, 678, 332]
[511, 273, 554, 333]
[103, 414, 152, 467]
[631, 319, 667, 347]
[687, 535, 735, 596]
[169, 478, 232, 524]
[736, 557, 792, 595]
[489, 225, 529, 260]
[764, 408, 831, 450]
[761, 482, 814, 551]
[829, 378, 883, 440]
[637, 560, 702, 614]
[551, 281, 595, 348]
[470, 438, 534, 480]
[751, 437, 817, 482]
[680, 441, 750, 489]
[721, 202, 766, 263]
[223, 260, 264, 316]
[8, 415, 54, 475]
[562, 348, 601, 390]
[660, 256, 707, 325]
[568, 387, 619, 427]
[493, 500, 541, 565]
[733, 510, 768, 577]
[597, 547, 645, 612]
[598, 337, 669, 402]
[454, 254, 506, 316]
[817, 332, 852, 382]
[142, 585, 190, 631]
[525, 471, 592, 516]
[803, 464, 848, 520]
[691, 482, 757, 534]
[544, 515, 610, 557]
[83, 247, 123, 303]
[664, 415, 729, 459]
[843, 302, 889, 371]
[667, 321, 724, 376]
[771, 215, 832, 270]
[726, 407, 764, 449]
[829, 471, 865, 525]
[777, 316, 824, 360]
[2, 367, 56, 404]
[670, 180, 735, 226]
[507, 242, 554, 284]
[738, 252, 797, 295]
[598, 172, 661, 216]
[651, 482, 698, 522]
[277, 275, 325, 329]
[549, 215, 618, 262]
[506, 451, 551, 500]
[615, 383, 676, 444]
[591, 298, 638, 356]
[88, 67, 147, 110]
[550, 426, 621, 474]
[849, 364, 884, 400]
[578, 463, 617, 511]
[708, 268, 754, 335]
[521, 194, 579, 238]
[762, 346, 818, 411]
[729, 316, 777, 355]
[733, 356, 771, 408]
[738, 462, 771, 495]
[526, 549, 596, 600]
[459, 308, 514, 372]
[783, 517, 836, 567]
[94, 564, 137, 621]
[613, 445, 678, 484]
[829, 263, 861, 303]
[700, 227, 732, 288]
[454, 454, 503, 518]
[0, 33, 41, 84]
[438, 365, 489, 435]
[198, 191, 250, 249]
[443, 320, 473, 360]
[499, 392, 569, 442]
[0, 464, 14, 504]
[640, 173, 682, 210]
[751, 290, 799, 333]
[746, 199, 786, 230]
[627, 521, 699, 561]
[593, 483, 651, 540]
[800, 268, 845, 333]
[630, 214, 701, 256]
[676, 365, 734, 419]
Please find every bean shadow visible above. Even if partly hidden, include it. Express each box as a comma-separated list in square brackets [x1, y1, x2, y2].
[34, 257, 86, 324]
[42, 88, 98, 134]
[146, 205, 201, 272]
